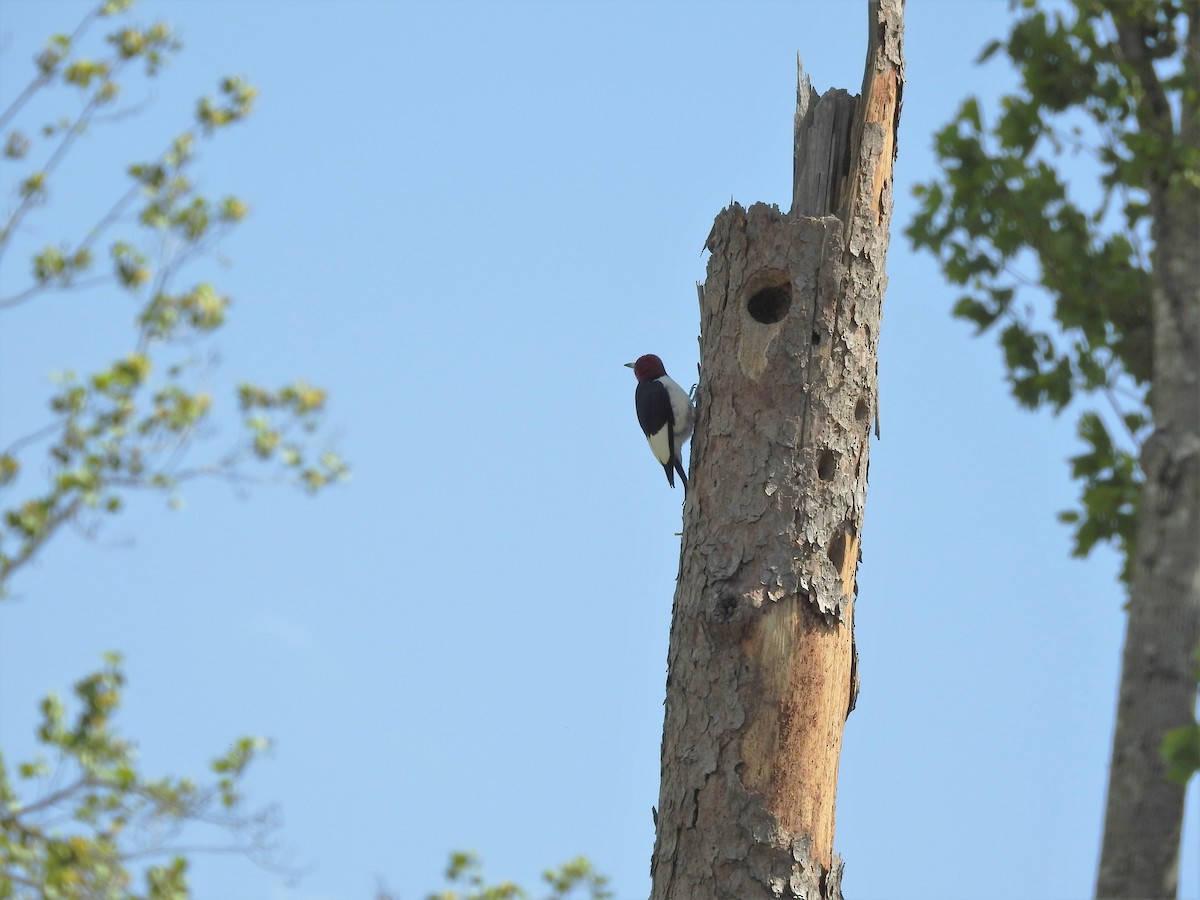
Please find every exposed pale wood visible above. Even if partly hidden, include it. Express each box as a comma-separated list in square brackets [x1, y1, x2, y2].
[650, 2, 904, 898]
[792, 65, 855, 219]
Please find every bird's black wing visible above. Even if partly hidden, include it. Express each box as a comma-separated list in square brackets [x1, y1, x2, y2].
[636, 380, 679, 486]
[635, 379, 674, 438]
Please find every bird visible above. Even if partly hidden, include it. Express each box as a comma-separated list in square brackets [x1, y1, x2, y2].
[625, 354, 694, 489]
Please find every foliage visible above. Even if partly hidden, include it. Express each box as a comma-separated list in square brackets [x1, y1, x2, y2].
[909, 0, 1200, 826]
[376, 851, 611, 900]
[905, 0, 1200, 580]
[0, 655, 278, 898]
[0, 0, 348, 596]
[1160, 643, 1200, 784]
[0, 0, 346, 891]
[1161, 723, 1200, 784]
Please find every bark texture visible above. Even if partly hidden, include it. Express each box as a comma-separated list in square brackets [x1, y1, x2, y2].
[649, 3, 903, 898]
[1096, 10, 1200, 898]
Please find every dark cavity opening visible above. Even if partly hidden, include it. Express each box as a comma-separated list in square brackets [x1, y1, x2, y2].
[817, 449, 838, 481]
[854, 396, 870, 422]
[827, 532, 846, 572]
[747, 281, 792, 324]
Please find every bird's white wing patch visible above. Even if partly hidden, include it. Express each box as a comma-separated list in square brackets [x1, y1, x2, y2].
[646, 426, 673, 466]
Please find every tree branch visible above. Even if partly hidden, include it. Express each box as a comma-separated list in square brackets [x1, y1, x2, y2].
[11, 777, 89, 818]
[0, 5, 102, 133]
[1109, 8, 1176, 142]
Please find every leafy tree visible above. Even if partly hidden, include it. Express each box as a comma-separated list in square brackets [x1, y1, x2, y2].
[375, 851, 612, 900]
[0, 0, 347, 592]
[0, 655, 280, 898]
[908, 0, 1199, 897]
[1, 1, 345, 893]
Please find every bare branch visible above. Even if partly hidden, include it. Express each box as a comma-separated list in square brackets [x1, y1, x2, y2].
[11, 777, 90, 818]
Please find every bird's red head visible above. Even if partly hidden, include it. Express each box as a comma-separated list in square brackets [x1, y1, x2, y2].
[627, 354, 667, 382]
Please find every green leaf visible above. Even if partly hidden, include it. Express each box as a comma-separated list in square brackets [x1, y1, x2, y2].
[1161, 723, 1200, 785]
[961, 96, 983, 131]
[0, 454, 18, 486]
[976, 39, 1004, 64]
[952, 295, 999, 332]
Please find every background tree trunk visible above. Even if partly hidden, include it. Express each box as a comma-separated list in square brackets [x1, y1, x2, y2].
[649, 3, 903, 898]
[1096, 11, 1200, 898]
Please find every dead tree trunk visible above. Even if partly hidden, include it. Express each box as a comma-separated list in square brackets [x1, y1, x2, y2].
[649, 3, 903, 899]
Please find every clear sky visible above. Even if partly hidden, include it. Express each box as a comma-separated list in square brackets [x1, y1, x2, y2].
[1, 1, 1196, 899]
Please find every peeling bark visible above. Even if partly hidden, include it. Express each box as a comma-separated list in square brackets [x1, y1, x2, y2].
[649, 3, 904, 898]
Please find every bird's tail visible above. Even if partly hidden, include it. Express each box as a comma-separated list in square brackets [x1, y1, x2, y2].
[674, 459, 688, 492]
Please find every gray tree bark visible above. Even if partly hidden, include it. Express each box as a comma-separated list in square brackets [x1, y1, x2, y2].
[648, 3, 903, 898]
[1096, 9, 1200, 899]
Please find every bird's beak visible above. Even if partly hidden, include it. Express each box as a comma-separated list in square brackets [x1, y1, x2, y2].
[624, 362, 635, 368]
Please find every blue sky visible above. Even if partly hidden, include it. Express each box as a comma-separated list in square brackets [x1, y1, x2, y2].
[1, 1, 1196, 899]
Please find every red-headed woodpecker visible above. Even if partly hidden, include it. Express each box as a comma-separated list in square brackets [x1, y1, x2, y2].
[626, 354, 694, 489]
